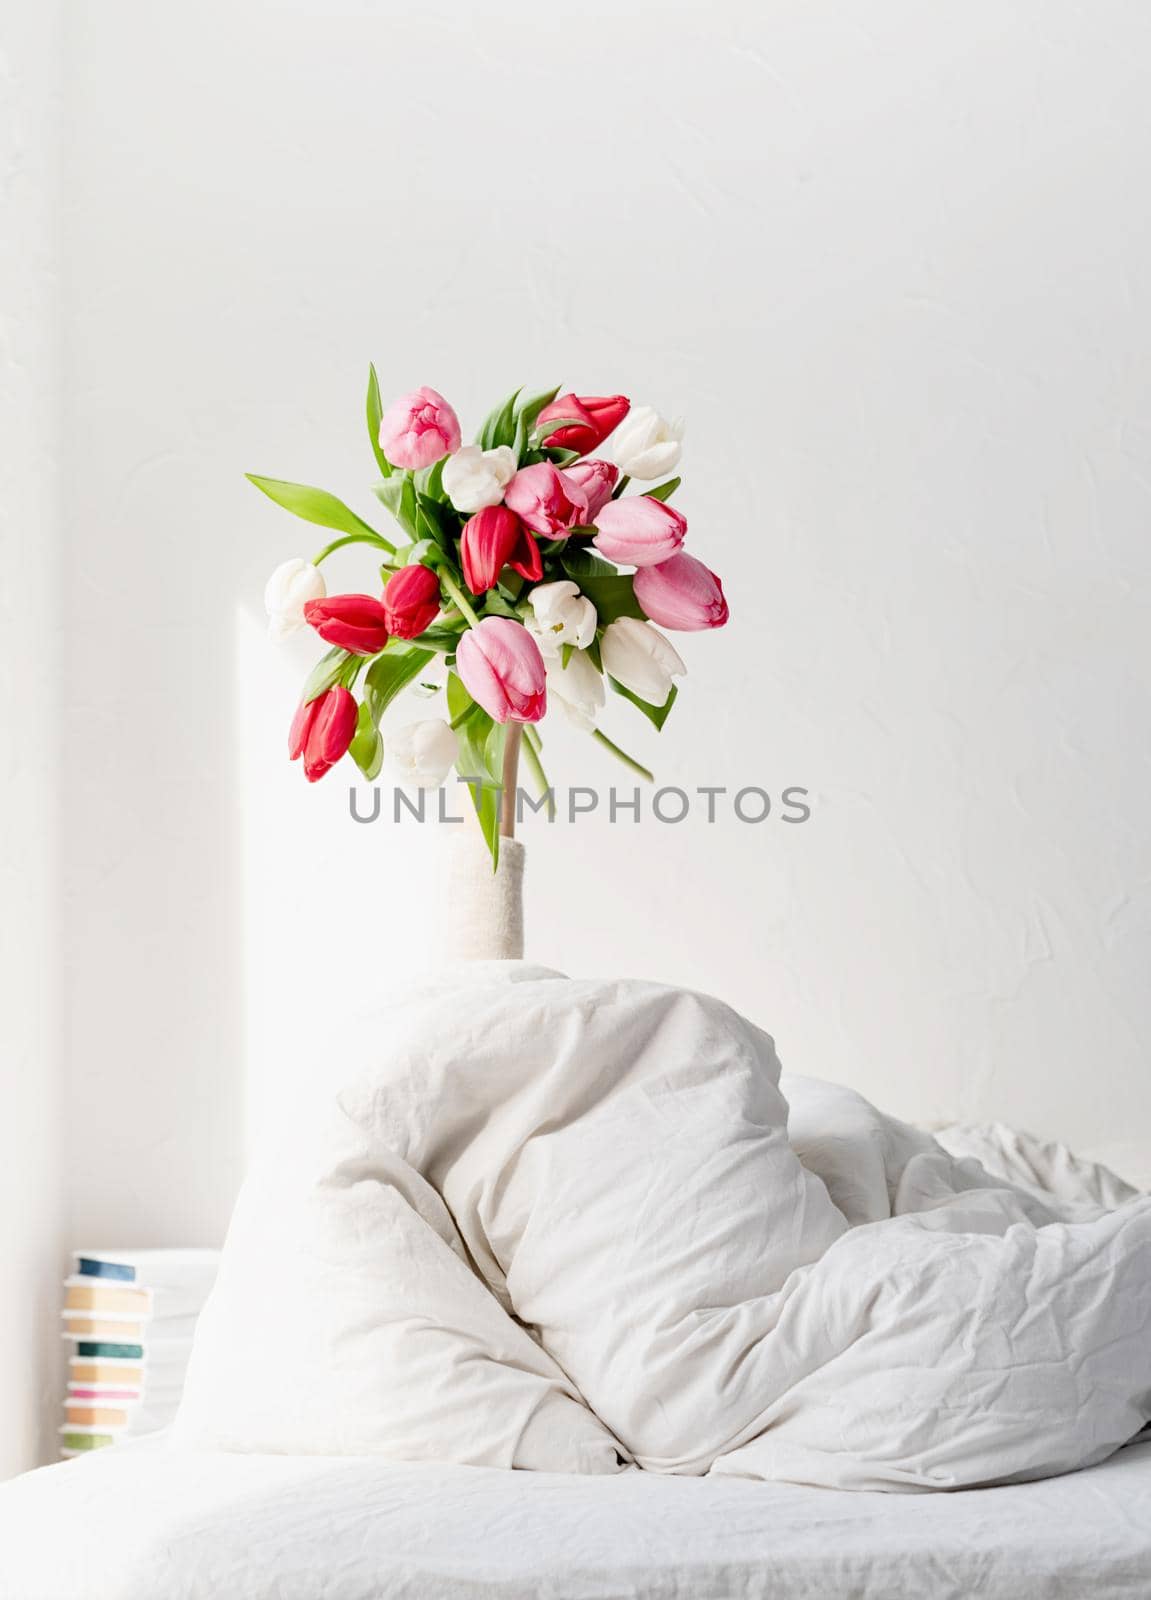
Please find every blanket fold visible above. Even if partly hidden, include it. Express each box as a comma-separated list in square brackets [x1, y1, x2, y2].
[176, 965, 1151, 1490]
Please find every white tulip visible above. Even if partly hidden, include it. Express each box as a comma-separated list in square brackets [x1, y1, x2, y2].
[264, 559, 326, 641]
[600, 616, 686, 707]
[611, 406, 684, 481]
[388, 719, 459, 789]
[546, 647, 606, 733]
[525, 580, 597, 657]
[442, 444, 518, 513]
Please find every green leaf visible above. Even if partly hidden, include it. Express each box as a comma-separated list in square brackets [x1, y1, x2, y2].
[542, 446, 582, 468]
[412, 624, 465, 653]
[533, 416, 584, 445]
[512, 385, 561, 458]
[561, 642, 575, 669]
[415, 456, 447, 501]
[373, 474, 420, 540]
[302, 648, 352, 704]
[247, 475, 386, 542]
[609, 677, 678, 731]
[464, 717, 508, 871]
[575, 571, 646, 624]
[481, 591, 520, 621]
[646, 476, 681, 503]
[415, 494, 459, 558]
[477, 387, 522, 450]
[394, 537, 443, 569]
[366, 365, 393, 478]
[469, 774, 502, 871]
[485, 718, 509, 784]
[349, 701, 384, 780]
[363, 646, 433, 725]
[447, 672, 503, 785]
[516, 385, 561, 434]
[562, 548, 619, 580]
[585, 635, 603, 673]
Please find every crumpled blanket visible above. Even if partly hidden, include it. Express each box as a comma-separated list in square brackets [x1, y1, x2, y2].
[175, 963, 1151, 1491]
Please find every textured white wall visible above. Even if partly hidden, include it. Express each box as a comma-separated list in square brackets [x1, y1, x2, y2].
[0, 0, 63, 1478]
[56, 0, 1151, 1280]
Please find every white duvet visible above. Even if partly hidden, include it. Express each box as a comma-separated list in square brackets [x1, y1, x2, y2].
[176, 962, 1151, 1491]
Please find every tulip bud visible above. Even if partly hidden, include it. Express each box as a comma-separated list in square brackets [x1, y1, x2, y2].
[536, 393, 630, 456]
[634, 552, 728, 631]
[592, 496, 687, 568]
[288, 685, 358, 782]
[546, 647, 605, 733]
[388, 719, 459, 789]
[460, 505, 542, 595]
[562, 458, 618, 521]
[611, 405, 684, 481]
[503, 463, 588, 537]
[264, 559, 326, 641]
[600, 616, 686, 707]
[525, 579, 597, 657]
[382, 564, 441, 640]
[455, 617, 547, 724]
[442, 445, 517, 513]
[303, 595, 390, 656]
[378, 386, 462, 471]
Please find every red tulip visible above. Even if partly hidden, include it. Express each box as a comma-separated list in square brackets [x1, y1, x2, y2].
[455, 617, 546, 724]
[288, 686, 358, 782]
[382, 564, 441, 639]
[536, 393, 630, 456]
[303, 594, 389, 655]
[460, 504, 542, 595]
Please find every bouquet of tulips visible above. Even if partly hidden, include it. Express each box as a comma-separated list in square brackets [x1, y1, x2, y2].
[257, 374, 728, 864]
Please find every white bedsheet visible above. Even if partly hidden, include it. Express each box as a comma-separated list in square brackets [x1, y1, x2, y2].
[2, 1433, 1150, 1600]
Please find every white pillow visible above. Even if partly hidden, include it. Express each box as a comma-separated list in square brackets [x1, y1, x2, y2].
[176, 965, 622, 1473]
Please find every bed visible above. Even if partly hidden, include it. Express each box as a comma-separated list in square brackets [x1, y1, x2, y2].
[2, 1432, 1151, 1599]
[8, 968, 1148, 1597]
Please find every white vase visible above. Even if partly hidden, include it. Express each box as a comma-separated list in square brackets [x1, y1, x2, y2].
[438, 725, 526, 962]
[438, 827, 525, 961]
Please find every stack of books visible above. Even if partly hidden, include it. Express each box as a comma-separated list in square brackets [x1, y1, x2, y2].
[59, 1248, 220, 1457]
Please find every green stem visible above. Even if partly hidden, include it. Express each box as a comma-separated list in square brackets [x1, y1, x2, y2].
[521, 731, 553, 809]
[312, 530, 396, 562]
[592, 728, 653, 782]
[439, 568, 482, 630]
[611, 473, 631, 500]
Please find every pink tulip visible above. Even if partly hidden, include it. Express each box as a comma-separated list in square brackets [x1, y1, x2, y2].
[536, 393, 630, 455]
[634, 552, 729, 630]
[378, 386, 461, 470]
[455, 617, 546, 724]
[592, 495, 687, 567]
[563, 458, 619, 521]
[503, 463, 588, 537]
